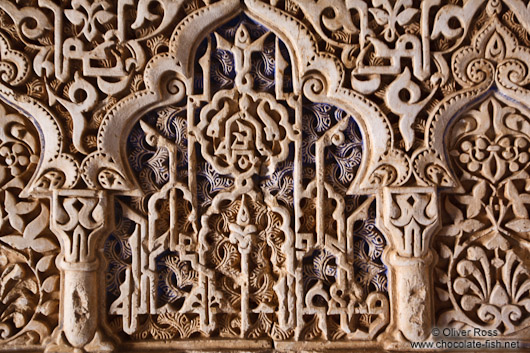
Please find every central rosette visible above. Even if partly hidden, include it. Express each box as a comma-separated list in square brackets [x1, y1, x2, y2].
[196, 88, 294, 179]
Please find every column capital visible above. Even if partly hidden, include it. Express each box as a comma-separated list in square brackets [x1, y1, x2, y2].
[379, 186, 440, 259]
[377, 187, 441, 344]
[46, 190, 115, 352]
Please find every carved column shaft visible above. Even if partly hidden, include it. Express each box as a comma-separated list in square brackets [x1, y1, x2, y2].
[385, 246, 434, 340]
[378, 187, 440, 342]
[48, 191, 114, 351]
[61, 261, 99, 347]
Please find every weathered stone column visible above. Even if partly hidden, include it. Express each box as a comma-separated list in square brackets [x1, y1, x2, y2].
[377, 187, 440, 347]
[46, 190, 115, 352]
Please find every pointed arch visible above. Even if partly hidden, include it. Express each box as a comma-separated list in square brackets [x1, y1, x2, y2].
[90, 0, 393, 194]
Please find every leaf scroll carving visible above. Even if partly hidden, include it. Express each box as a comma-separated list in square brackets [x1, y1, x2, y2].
[0, 0, 529, 351]
[0, 103, 59, 346]
[435, 96, 530, 335]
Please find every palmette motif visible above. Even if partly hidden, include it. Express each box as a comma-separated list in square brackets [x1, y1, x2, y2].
[0, 0, 528, 352]
[436, 97, 530, 335]
[0, 105, 59, 347]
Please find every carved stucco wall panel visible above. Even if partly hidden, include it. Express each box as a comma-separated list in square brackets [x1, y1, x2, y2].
[0, 0, 528, 352]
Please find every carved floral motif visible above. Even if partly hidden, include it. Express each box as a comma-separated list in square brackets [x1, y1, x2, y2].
[0, 0, 528, 352]
[436, 96, 530, 335]
[0, 104, 59, 347]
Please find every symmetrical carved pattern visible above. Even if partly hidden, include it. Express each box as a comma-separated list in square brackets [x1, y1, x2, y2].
[0, 104, 59, 347]
[102, 14, 390, 346]
[0, 0, 528, 352]
[436, 96, 530, 335]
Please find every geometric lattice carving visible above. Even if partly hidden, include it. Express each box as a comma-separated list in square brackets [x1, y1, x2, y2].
[105, 14, 389, 344]
[0, 0, 529, 352]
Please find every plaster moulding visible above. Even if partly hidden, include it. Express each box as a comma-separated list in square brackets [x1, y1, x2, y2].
[0, 0, 528, 352]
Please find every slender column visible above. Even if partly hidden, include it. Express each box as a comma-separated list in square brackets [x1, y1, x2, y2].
[377, 187, 440, 345]
[46, 190, 115, 352]
[228, 195, 256, 338]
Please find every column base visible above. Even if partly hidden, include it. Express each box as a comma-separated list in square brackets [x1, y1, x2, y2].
[45, 329, 115, 353]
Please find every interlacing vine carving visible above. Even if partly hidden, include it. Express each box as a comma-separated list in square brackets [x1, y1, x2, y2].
[0, 104, 59, 347]
[436, 96, 530, 335]
[0, 0, 528, 352]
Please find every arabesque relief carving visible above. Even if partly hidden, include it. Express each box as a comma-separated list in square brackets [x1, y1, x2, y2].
[0, 0, 528, 352]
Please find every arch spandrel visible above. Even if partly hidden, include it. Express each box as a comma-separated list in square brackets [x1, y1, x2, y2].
[423, 13, 530, 343]
[424, 15, 530, 189]
[0, 31, 74, 197]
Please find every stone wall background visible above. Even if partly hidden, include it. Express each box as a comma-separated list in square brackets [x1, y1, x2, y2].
[0, 0, 528, 351]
